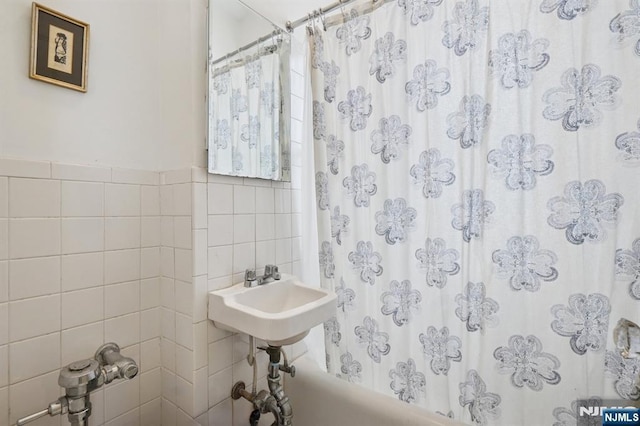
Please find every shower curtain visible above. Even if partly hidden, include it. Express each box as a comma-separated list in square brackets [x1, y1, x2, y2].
[209, 48, 289, 180]
[308, 1, 640, 424]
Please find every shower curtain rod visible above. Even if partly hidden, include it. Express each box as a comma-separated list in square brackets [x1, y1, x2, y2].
[285, 0, 391, 32]
[210, 29, 284, 67]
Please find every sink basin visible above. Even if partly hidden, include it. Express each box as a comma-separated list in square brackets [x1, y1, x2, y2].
[208, 274, 337, 346]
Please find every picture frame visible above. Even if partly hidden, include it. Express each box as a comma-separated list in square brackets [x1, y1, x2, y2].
[30, 3, 89, 92]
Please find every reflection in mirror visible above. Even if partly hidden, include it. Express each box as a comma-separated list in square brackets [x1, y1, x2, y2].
[207, 0, 291, 181]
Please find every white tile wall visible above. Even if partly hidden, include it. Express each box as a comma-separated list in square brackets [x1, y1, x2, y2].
[0, 161, 161, 426]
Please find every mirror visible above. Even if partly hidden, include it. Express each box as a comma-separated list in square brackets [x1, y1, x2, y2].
[207, 0, 291, 181]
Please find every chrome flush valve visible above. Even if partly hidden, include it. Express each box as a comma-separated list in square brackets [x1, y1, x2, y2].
[15, 343, 138, 426]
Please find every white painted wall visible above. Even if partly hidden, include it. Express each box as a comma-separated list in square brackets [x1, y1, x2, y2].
[0, 0, 206, 172]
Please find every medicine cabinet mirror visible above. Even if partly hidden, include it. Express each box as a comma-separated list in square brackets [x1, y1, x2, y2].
[207, 0, 291, 181]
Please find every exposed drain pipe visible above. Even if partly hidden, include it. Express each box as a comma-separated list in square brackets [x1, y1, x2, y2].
[266, 346, 293, 426]
[232, 344, 294, 425]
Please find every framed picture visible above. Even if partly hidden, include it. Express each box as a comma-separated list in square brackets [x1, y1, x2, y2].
[30, 3, 89, 92]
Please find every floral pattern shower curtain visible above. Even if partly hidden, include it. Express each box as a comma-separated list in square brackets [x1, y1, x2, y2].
[309, 1, 640, 424]
[209, 51, 289, 180]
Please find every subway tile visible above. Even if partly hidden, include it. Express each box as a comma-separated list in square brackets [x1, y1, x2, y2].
[0, 158, 50, 179]
[162, 308, 176, 341]
[207, 173, 243, 185]
[0, 177, 7, 217]
[208, 367, 232, 408]
[61, 181, 104, 216]
[9, 178, 59, 218]
[105, 184, 141, 216]
[141, 338, 161, 372]
[208, 184, 233, 215]
[193, 183, 207, 229]
[176, 377, 193, 416]
[161, 216, 174, 247]
[141, 216, 161, 247]
[105, 408, 140, 426]
[162, 339, 176, 373]
[255, 240, 276, 269]
[61, 217, 104, 254]
[9, 294, 60, 341]
[0, 304, 7, 345]
[208, 215, 233, 246]
[105, 217, 141, 250]
[208, 336, 233, 375]
[174, 216, 192, 249]
[175, 345, 194, 382]
[233, 242, 255, 274]
[0, 345, 6, 387]
[9, 256, 60, 300]
[208, 398, 232, 426]
[207, 323, 232, 347]
[9, 332, 60, 383]
[175, 314, 193, 350]
[242, 177, 271, 187]
[175, 280, 193, 317]
[0, 262, 6, 302]
[140, 307, 160, 341]
[112, 168, 159, 185]
[208, 246, 232, 279]
[141, 277, 160, 310]
[104, 249, 140, 284]
[161, 277, 175, 309]
[192, 275, 208, 323]
[193, 230, 208, 277]
[255, 187, 274, 213]
[141, 185, 160, 216]
[162, 169, 192, 185]
[105, 281, 140, 318]
[104, 376, 140, 421]
[175, 249, 192, 282]
[9, 218, 60, 259]
[51, 162, 111, 182]
[233, 186, 255, 214]
[162, 370, 177, 405]
[193, 367, 209, 419]
[193, 321, 208, 369]
[140, 398, 162, 425]
[275, 214, 292, 239]
[233, 214, 255, 243]
[8, 371, 59, 426]
[0, 220, 7, 260]
[140, 368, 161, 404]
[255, 214, 275, 242]
[160, 184, 175, 216]
[173, 183, 192, 216]
[275, 238, 292, 264]
[192, 167, 208, 183]
[274, 188, 291, 214]
[61, 286, 103, 329]
[61, 252, 103, 291]
[61, 322, 103, 365]
[105, 313, 140, 348]
[141, 247, 160, 279]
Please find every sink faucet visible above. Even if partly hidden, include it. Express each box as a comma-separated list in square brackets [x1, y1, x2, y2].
[245, 264, 281, 287]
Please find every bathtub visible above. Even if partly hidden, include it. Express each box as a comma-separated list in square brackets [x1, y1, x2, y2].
[286, 354, 466, 426]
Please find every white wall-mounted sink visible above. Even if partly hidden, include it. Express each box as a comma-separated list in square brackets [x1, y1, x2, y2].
[208, 274, 337, 346]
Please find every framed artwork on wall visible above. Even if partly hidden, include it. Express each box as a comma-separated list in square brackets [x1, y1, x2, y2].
[29, 2, 89, 92]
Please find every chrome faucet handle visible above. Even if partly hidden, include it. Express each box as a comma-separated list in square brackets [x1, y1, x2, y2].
[264, 264, 281, 280]
[245, 269, 258, 287]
